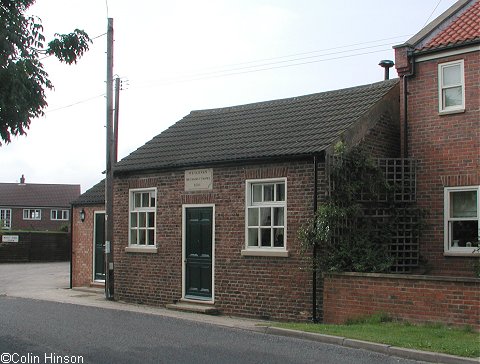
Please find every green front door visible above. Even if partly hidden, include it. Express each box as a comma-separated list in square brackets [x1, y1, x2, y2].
[185, 207, 213, 300]
[94, 212, 105, 281]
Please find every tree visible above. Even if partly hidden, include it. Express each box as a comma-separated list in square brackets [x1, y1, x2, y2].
[0, 0, 91, 145]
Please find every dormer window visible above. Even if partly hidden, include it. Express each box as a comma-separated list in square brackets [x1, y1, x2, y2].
[438, 60, 465, 114]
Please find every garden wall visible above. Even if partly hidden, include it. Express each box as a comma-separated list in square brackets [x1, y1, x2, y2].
[323, 272, 480, 330]
[0, 232, 70, 262]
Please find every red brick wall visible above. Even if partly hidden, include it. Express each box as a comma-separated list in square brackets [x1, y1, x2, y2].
[396, 49, 480, 276]
[113, 160, 316, 321]
[324, 273, 480, 330]
[72, 205, 104, 287]
[10, 207, 71, 231]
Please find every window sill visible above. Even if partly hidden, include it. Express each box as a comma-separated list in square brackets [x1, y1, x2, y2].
[241, 249, 289, 257]
[444, 250, 479, 257]
[439, 108, 465, 116]
[125, 246, 157, 254]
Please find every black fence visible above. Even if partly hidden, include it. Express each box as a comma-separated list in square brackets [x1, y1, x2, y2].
[0, 232, 70, 262]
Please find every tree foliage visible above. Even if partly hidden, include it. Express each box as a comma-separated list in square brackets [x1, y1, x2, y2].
[0, 0, 91, 144]
[299, 145, 394, 273]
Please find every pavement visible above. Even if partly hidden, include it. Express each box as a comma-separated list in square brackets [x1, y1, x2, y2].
[0, 262, 478, 364]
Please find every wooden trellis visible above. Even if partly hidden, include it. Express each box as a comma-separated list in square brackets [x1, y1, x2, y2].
[327, 156, 419, 273]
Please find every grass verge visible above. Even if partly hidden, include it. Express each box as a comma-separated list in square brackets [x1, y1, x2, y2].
[270, 314, 480, 358]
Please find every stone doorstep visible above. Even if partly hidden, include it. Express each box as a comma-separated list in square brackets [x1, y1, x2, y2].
[165, 301, 221, 316]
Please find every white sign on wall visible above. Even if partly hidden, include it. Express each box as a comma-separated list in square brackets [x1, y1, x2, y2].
[185, 168, 213, 192]
[2, 235, 19, 243]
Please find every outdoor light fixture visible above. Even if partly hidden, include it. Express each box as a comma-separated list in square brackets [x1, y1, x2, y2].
[80, 209, 85, 222]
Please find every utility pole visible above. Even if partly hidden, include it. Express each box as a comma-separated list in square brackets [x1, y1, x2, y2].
[105, 18, 114, 300]
[114, 77, 120, 163]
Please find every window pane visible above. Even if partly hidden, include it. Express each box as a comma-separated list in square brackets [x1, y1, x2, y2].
[147, 229, 155, 245]
[444, 87, 462, 107]
[451, 191, 477, 218]
[130, 229, 137, 244]
[139, 212, 146, 227]
[134, 193, 141, 208]
[450, 220, 478, 247]
[138, 230, 146, 245]
[252, 184, 262, 202]
[443, 64, 460, 86]
[273, 207, 284, 226]
[130, 213, 137, 227]
[276, 183, 285, 201]
[260, 228, 271, 246]
[248, 228, 258, 246]
[248, 208, 259, 226]
[148, 212, 155, 227]
[142, 192, 149, 207]
[150, 193, 156, 207]
[260, 207, 271, 226]
[274, 228, 284, 247]
[264, 184, 274, 201]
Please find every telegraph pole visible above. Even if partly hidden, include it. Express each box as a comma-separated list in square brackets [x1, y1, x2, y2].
[105, 18, 114, 300]
[113, 77, 120, 163]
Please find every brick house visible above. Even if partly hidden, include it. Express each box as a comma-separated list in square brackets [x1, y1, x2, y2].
[394, 0, 479, 276]
[0, 175, 80, 232]
[323, 0, 479, 330]
[70, 79, 400, 320]
[71, 180, 106, 286]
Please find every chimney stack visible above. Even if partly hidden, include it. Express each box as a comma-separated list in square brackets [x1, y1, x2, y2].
[379, 60, 394, 80]
[19, 174, 25, 184]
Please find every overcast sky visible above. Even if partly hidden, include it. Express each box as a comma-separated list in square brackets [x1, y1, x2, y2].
[2, 0, 457, 192]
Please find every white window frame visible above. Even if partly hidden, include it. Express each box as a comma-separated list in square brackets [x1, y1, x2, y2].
[444, 186, 479, 255]
[438, 59, 465, 114]
[23, 209, 41, 220]
[126, 188, 157, 253]
[0, 208, 12, 229]
[50, 209, 69, 221]
[242, 178, 288, 257]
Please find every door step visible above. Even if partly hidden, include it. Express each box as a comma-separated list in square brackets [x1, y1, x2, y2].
[166, 302, 220, 315]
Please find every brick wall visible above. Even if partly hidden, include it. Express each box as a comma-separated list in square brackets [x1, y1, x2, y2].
[396, 49, 480, 276]
[71, 205, 104, 287]
[324, 273, 480, 330]
[9, 207, 71, 231]
[113, 160, 317, 321]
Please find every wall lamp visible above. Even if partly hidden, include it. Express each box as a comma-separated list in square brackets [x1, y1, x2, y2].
[80, 208, 86, 222]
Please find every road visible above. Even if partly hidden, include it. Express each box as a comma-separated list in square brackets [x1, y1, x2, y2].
[0, 295, 426, 364]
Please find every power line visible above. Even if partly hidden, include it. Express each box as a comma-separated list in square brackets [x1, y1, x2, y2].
[45, 93, 105, 113]
[423, 0, 442, 27]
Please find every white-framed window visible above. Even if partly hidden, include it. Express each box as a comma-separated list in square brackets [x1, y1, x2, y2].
[245, 178, 287, 251]
[129, 188, 156, 247]
[23, 209, 41, 220]
[0, 208, 12, 229]
[444, 186, 479, 253]
[438, 60, 465, 114]
[51, 209, 69, 221]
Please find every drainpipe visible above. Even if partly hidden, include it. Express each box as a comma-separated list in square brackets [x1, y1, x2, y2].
[69, 204, 73, 289]
[312, 154, 318, 323]
[402, 50, 415, 158]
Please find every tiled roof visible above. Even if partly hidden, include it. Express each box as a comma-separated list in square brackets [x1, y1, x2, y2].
[115, 79, 399, 173]
[72, 180, 105, 206]
[422, 0, 480, 50]
[0, 183, 80, 208]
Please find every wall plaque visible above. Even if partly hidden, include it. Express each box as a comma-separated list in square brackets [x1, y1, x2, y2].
[185, 168, 213, 191]
[2, 235, 19, 243]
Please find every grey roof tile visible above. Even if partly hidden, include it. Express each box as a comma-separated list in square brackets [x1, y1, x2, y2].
[0, 183, 80, 208]
[115, 79, 399, 173]
[72, 180, 105, 206]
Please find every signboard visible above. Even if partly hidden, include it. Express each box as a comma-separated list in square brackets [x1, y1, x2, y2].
[185, 168, 213, 192]
[2, 235, 19, 243]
